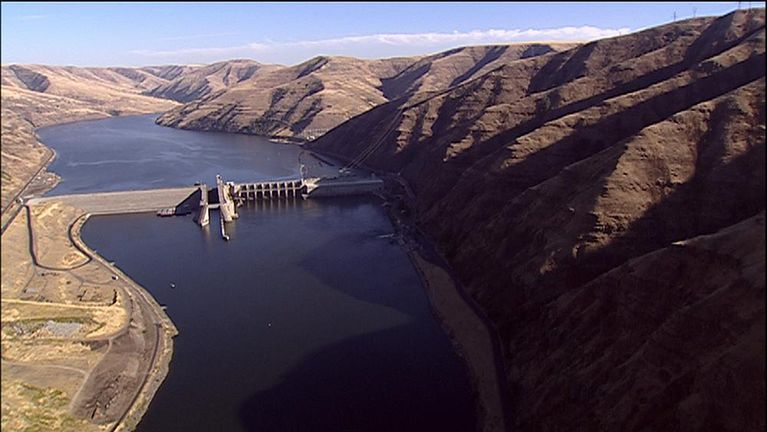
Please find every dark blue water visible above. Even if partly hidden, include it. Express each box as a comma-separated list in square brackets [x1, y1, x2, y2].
[39, 115, 304, 195]
[41, 115, 477, 431]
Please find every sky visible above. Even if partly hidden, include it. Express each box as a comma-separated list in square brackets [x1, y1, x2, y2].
[1, 2, 764, 67]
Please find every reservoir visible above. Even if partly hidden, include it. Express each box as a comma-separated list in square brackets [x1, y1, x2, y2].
[39, 115, 477, 431]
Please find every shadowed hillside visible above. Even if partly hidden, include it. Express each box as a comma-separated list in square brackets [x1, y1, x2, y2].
[144, 59, 281, 102]
[153, 44, 575, 140]
[310, 10, 766, 431]
[2, 9, 763, 430]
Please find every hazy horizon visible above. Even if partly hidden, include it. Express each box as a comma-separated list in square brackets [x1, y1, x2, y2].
[3, 2, 764, 68]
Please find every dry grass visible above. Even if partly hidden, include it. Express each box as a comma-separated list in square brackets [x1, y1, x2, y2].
[0, 210, 35, 298]
[156, 44, 575, 139]
[0, 379, 105, 432]
[311, 10, 766, 431]
[28, 202, 88, 269]
[0, 199, 132, 430]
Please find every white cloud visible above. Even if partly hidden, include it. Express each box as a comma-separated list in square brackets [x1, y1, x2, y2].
[16, 14, 48, 21]
[267, 26, 631, 48]
[131, 45, 251, 57]
[130, 26, 631, 65]
[159, 32, 241, 42]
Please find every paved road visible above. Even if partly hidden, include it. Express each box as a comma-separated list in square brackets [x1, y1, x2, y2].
[28, 187, 197, 215]
[0, 149, 56, 234]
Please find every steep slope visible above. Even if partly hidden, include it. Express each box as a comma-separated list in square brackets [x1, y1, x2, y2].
[154, 44, 574, 140]
[143, 59, 279, 102]
[1, 64, 191, 102]
[311, 10, 765, 431]
[509, 212, 764, 431]
[155, 55, 412, 138]
[0, 65, 181, 212]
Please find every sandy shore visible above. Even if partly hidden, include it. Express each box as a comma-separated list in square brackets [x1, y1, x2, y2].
[304, 147, 512, 431]
[379, 176, 511, 432]
[407, 251, 510, 432]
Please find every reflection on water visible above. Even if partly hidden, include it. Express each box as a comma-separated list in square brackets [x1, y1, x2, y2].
[83, 200, 476, 431]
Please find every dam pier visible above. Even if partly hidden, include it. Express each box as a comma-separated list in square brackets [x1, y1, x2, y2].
[27, 151, 384, 242]
[202, 170, 383, 240]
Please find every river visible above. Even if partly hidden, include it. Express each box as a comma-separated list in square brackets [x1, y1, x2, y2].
[38, 115, 477, 431]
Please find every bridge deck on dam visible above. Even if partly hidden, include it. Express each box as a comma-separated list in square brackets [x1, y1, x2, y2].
[27, 187, 197, 215]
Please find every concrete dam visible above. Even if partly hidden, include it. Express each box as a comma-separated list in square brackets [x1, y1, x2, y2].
[184, 172, 384, 240]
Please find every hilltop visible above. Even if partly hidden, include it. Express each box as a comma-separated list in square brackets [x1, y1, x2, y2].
[153, 43, 575, 140]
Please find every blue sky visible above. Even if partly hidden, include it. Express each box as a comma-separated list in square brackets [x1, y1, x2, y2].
[2, 2, 763, 67]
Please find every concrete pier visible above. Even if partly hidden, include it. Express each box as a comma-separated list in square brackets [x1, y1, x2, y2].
[220, 212, 229, 241]
[203, 173, 382, 242]
[198, 184, 209, 227]
[216, 175, 237, 222]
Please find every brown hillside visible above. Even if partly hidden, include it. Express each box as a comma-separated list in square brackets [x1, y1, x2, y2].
[154, 44, 575, 139]
[144, 59, 280, 102]
[310, 10, 766, 431]
[0, 64, 181, 211]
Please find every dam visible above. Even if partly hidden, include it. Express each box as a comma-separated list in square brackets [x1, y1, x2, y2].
[197, 168, 384, 239]
[27, 187, 197, 214]
[34, 114, 478, 432]
[28, 156, 384, 243]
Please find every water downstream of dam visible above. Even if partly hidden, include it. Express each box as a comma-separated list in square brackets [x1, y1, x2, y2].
[38, 115, 476, 431]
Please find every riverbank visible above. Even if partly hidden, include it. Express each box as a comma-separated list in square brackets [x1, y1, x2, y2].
[0, 110, 182, 428]
[69, 212, 178, 432]
[378, 173, 512, 432]
[1, 192, 180, 431]
[2, 111, 175, 231]
[0, 147, 59, 234]
[304, 145, 511, 431]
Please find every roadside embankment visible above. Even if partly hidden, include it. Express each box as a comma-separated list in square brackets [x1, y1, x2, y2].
[1, 193, 183, 432]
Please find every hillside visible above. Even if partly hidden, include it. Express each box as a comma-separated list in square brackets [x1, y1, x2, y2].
[154, 43, 575, 140]
[0, 64, 182, 212]
[310, 9, 766, 431]
[144, 59, 281, 102]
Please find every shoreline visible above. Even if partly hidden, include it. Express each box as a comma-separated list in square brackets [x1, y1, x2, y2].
[152, 117, 311, 146]
[380, 188, 511, 432]
[306, 145, 512, 431]
[2, 111, 313, 431]
[4, 112, 507, 431]
[2, 111, 181, 430]
[0, 147, 58, 234]
[3, 198, 180, 431]
[69, 213, 178, 432]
